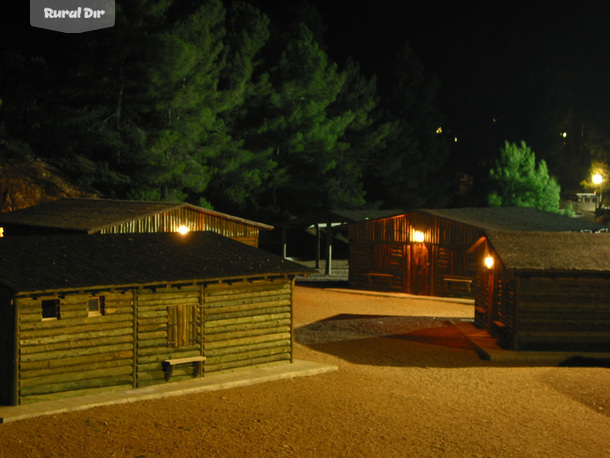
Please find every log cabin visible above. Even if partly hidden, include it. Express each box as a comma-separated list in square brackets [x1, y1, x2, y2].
[0, 198, 273, 247]
[348, 207, 605, 298]
[469, 231, 610, 351]
[0, 231, 314, 405]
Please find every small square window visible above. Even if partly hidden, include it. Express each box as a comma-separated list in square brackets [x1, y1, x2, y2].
[42, 299, 60, 320]
[88, 296, 105, 316]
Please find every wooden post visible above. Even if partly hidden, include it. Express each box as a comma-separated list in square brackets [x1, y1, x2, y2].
[200, 283, 205, 375]
[290, 278, 295, 363]
[281, 226, 287, 259]
[325, 217, 332, 275]
[132, 290, 138, 388]
[315, 223, 321, 269]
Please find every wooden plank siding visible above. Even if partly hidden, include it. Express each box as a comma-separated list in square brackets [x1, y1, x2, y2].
[473, 270, 517, 348]
[349, 213, 483, 297]
[98, 207, 262, 247]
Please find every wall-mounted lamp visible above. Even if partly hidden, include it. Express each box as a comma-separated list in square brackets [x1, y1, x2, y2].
[412, 230, 425, 243]
[484, 256, 494, 269]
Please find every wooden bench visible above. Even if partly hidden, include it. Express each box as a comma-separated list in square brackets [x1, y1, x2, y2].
[162, 356, 206, 381]
[441, 276, 473, 293]
[367, 272, 394, 287]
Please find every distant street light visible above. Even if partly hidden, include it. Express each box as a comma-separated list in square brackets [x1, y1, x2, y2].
[592, 174, 603, 209]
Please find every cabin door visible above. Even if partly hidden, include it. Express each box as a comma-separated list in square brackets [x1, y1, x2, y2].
[407, 243, 430, 295]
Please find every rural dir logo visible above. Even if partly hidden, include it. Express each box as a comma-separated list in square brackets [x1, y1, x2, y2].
[30, 0, 115, 33]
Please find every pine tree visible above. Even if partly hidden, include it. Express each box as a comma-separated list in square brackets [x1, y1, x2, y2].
[370, 43, 451, 208]
[202, 1, 276, 211]
[488, 140, 561, 212]
[256, 25, 356, 215]
[328, 57, 391, 209]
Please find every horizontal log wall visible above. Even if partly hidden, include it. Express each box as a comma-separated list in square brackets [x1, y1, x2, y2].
[136, 286, 202, 387]
[203, 280, 293, 375]
[0, 289, 15, 405]
[17, 291, 135, 404]
[10, 278, 295, 404]
[516, 275, 610, 351]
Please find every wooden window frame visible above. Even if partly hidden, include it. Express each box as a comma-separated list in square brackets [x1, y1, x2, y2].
[87, 296, 105, 317]
[41, 299, 60, 320]
[167, 304, 198, 348]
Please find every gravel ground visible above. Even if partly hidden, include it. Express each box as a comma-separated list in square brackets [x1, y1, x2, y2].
[0, 286, 608, 457]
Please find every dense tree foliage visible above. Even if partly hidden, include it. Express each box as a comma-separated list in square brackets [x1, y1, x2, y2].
[0, 0, 452, 217]
[487, 141, 561, 212]
[370, 43, 451, 209]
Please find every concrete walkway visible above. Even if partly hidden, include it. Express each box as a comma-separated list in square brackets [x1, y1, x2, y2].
[0, 360, 337, 424]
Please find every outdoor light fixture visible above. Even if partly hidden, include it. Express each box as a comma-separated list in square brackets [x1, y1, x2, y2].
[593, 174, 604, 208]
[484, 256, 494, 269]
[413, 230, 425, 243]
[177, 225, 189, 235]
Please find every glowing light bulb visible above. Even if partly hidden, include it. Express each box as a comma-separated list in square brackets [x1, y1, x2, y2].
[177, 225, 189, 235]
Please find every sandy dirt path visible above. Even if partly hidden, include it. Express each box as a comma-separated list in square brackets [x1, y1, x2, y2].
[0, 286, 608, 457]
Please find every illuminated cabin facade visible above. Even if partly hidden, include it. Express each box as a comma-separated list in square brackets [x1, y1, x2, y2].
[470, 231, 610, 351]
[348, 207, 604, 298]
[0, 232, 313, 406]
[0, 198, 272, 247]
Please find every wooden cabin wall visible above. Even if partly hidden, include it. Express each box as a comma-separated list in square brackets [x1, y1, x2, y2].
[9, 279, 295, 405]
[349, 214, 482, 296]
[16, 291, 135, 404]
[0, 288, 15, 405]
[135, 285, 203, 387]
[515, 275, 610, 351]
[349, 241, 405, 292]
[99, 207, 261, 246]
[473, 270, 517, 348]
[203, 280, 293, 375]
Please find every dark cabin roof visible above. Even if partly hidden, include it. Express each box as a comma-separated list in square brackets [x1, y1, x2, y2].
[420, 207, 604, 232]
[484, 230, 610, 272]
[0, 198, 273, 232]
[0, 231, 313, 294]
[278, 209, 406, 228]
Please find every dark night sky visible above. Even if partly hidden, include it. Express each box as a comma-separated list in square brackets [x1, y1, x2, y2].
[311, 2, 610, 129]
[287, 0, 610, 190]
